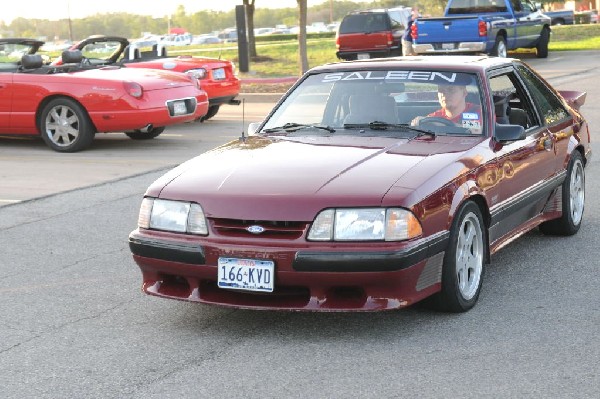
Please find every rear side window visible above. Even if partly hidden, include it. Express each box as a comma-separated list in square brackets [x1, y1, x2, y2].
[339, 13, 390, 34]
[447, 0, 508, 14]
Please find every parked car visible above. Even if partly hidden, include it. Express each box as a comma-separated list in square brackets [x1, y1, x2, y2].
[0, 38, 208, 152]
[542, 8, 575, 25]
[54, 36, 240, 121]
[192, 35, 221, 45]
[129, 56, 590, 312]
[591, 9, 599, 23]
[412, 0, 552, 58]
[336, 7, 411, 60]
[159, 33, 193, 46]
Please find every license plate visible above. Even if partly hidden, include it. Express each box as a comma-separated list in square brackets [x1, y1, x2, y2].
[212, 68, 226, 80]
[442, 43, 455, 50]
[173, 101, 187, 115]
[357, 53, 370, 60]
[218, 257, 274, 292]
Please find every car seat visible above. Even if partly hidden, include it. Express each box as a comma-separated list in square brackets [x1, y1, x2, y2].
[344, 94, 398, 125]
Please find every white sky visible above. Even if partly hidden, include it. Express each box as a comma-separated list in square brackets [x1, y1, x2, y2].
[3, 0, 372, 24]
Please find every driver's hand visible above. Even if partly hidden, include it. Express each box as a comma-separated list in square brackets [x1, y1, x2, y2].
[410, 116, 424, 126]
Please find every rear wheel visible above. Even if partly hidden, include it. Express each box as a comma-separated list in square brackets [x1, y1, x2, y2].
[539, 151, 585, 236]
[536, 28, 550, 58]
[430, 201, 486, 313]
[125, 126, 165, 140]
[40, 98, 95, 152]
[201, 105, 220, 121]
[490, 36, 507, 57]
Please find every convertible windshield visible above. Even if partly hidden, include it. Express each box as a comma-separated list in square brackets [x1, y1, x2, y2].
[260, 70, 485, 137]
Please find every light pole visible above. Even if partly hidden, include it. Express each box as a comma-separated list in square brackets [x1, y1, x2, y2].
[67, 0, 73, 41]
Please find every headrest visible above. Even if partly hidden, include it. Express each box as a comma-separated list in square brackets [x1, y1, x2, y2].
[21, 54, 43, 69]
[62, 50, 83, 64]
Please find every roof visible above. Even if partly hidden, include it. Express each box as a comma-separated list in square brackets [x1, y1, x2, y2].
[308, 55, 515, 74]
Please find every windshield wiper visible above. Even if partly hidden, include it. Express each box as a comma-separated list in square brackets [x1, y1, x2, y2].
[262, 122, 336, 134]
[344, 121, 436, 137]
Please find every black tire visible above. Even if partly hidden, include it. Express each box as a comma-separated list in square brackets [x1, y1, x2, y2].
[125, 126, 165, 140]
[430, 201, 486, 313]
[539, 151, 585, 236]
[490, 35, 507, 58]
[200, 105, 220, 122]
[40, 98, 95, 152]
[536, 28, 550, 59]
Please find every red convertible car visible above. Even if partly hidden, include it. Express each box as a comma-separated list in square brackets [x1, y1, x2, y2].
[0, 38, 208, 152]
[129, 56, 590, 312]
[54, 35, 240, 121]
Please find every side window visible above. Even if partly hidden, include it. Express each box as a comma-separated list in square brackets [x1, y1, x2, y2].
[511, 0, 523, 12]
[489, 72, 539, 132]
[516, 65, 569, 126]
[388, 11, 404, 30]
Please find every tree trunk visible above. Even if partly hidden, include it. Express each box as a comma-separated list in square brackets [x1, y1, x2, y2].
[243, 0, 257, 58]
[297, 0, 309, 74]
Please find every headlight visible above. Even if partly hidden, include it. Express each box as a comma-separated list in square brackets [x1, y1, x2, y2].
[137, 198, 208, 235]
[186, 68, 207, 79]
[307, 208, 422, 241]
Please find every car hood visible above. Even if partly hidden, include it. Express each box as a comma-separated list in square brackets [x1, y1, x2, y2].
[70, 67, 195, 90]
[149, 135, 483, 221]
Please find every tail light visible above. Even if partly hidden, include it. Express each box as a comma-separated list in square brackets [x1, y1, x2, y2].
[478, 20, 488, 37]
[411, 23, 417, 40]
[123, 81, 143, 98]
[387, 32, 393, 45]
[335, 35, 340, 49]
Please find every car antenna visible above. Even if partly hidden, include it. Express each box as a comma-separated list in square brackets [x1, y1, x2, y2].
[239, 99, 246, 143]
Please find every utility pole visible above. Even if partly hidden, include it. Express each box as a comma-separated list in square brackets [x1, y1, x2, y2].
[67, 0, 73, 41]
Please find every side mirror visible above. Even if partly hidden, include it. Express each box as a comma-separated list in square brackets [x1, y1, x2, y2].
[247, 122, 261, 136]
[494, 123, 526, 143]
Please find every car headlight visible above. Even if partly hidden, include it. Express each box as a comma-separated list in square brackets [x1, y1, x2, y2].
[186, 68, 207, 79]
[137, 198, 208, 235]
[307, 208, 422, 241]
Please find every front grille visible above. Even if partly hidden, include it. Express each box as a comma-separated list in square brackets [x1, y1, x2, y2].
[210, 218, 308, 239]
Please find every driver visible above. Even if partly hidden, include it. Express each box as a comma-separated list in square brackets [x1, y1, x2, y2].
[412, 84, 482, 133]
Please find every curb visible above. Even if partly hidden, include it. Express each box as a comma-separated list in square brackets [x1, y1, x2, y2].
[237, 92, 286, 103]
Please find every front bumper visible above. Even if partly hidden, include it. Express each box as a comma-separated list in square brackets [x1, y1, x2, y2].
[129, 229, 449, 311]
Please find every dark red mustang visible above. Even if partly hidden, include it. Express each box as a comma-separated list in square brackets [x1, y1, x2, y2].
[129, 56, 591, 312]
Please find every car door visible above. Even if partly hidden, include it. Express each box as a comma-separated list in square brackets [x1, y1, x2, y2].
[486, 66, 558, 245]
[0, 71, 13, 133]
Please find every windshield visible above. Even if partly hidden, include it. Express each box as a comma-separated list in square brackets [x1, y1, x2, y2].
[261, 70, 485, 137]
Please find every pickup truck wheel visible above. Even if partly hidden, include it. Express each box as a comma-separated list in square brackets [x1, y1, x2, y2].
[491, 36, 507, 58]
[536, 28, 550, 58]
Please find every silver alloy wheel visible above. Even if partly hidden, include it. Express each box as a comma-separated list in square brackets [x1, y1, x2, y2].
[455, 211, 484, 300]
[45, 105, 80, 147]
[497, 40, 507, 58]
[569, 159, 585, 226]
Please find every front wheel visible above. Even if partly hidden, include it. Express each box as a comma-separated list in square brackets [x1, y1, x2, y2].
[431, 201, 486, 312]
[539, 151, 585, 236]
[40, 98, 95, 152]
[490, 36, 507, 58]
[125, 126, 165, 140]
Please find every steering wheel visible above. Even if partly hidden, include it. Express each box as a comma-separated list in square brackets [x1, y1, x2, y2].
[417, 116, 456, 127]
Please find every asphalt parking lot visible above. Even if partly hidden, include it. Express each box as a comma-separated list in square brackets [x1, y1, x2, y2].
[0, 51, 599, 398]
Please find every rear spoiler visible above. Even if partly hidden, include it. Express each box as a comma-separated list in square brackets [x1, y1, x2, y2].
[559, 90, 586, 111]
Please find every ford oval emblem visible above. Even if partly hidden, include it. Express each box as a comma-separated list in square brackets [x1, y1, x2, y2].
[246, 225, 265, 234]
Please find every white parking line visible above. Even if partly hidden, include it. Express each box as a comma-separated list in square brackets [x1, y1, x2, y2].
[0, 199, 21, 204]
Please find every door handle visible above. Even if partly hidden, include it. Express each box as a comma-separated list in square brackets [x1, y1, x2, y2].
[543, 137, 553, 151]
